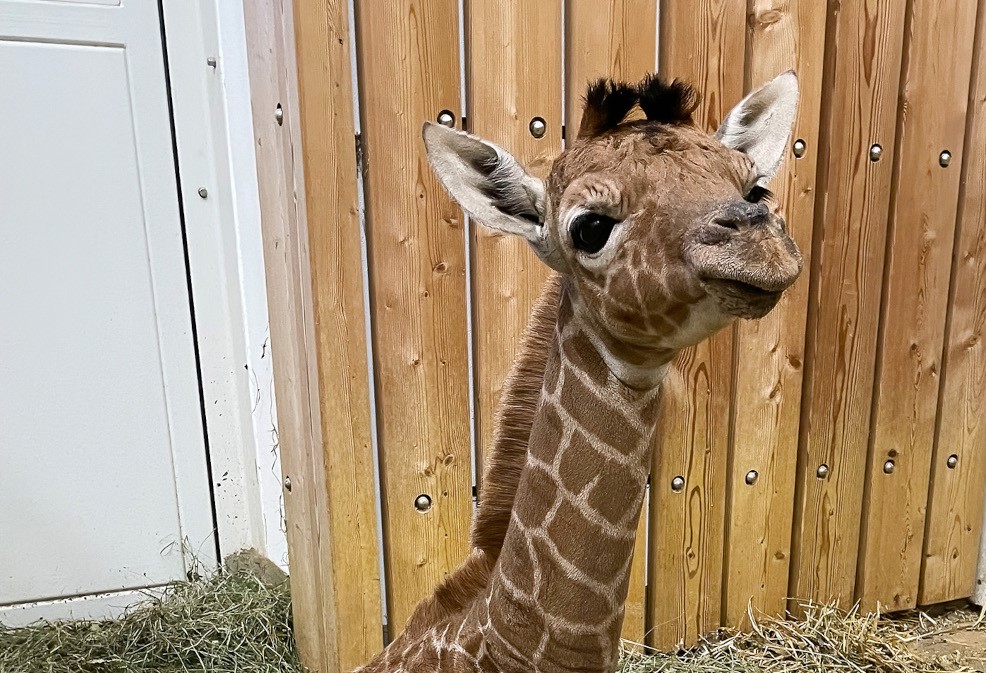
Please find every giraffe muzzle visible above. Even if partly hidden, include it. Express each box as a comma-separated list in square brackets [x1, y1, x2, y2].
[686, 213, 804, 318]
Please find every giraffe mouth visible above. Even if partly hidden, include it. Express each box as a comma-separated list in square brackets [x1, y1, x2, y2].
[706, 277, 783, 297]
[699, 275, 785, 319]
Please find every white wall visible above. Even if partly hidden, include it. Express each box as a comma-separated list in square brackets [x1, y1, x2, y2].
[214, 0, 288, 569]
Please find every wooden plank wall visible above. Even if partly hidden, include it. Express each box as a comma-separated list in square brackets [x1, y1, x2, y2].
[722, 0, 825, 629]
[921, 1, 986, 606]
[290, 1, 383, 667]
[858, 0, 980, 611]
[468, 0, 561, 495]
[354, 0, 473, 630]
[789, 0, 908, 610]
[263, 0, 986, 668]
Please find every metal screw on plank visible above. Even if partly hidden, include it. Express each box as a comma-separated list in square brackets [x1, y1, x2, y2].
[745, 470, 759, 486]
[671, 476, 685, 493]
[793, 139, 807, 158]
[816, 464, 830, 479]
[275, 104, 283, 126]
[437, 110, 455, 128]
[414, 494, 433, 512]
[529, 117, 547, 139]
[206, 56, 217, 68]
[947, 454, 959, 469]
[869, 144, 883, 162]
[939, 150, 952, 168]
[283, 476, 292, 492]
[883, 459, 895, 475]
[198, 187, 208, 199]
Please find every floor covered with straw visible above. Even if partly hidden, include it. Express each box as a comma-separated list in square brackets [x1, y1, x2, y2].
[2, 556, 985, 673]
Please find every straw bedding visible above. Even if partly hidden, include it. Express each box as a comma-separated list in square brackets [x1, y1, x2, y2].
[2, 562, 983, 673]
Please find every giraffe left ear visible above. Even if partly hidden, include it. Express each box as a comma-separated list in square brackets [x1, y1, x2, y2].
[716, 70, 799, 181]
[422, 122, 564, 270]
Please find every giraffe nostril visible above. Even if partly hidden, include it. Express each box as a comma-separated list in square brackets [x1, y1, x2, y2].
[712, 216, 740, 231]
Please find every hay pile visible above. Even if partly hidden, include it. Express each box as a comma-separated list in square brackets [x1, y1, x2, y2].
[621, 602, 986, 672]
[2, 569, 984, 673]
[0, 567, 302, 673]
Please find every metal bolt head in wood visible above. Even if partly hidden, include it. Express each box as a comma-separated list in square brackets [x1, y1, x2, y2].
[414, 493, 433, 512]
[869, 144, 883, 162]
[529, 117, 547, 138]
[197, 187, 208, 199]
[437, 110, 455, 128]
[939, 150, 952, 168]
[671, 476, 685, 493]
[947, 454, 959, 469]
[816, 464, 830, 479]
[745, 470, 759, 486]
[883, 459, 895, 474]
[283, 476, 292, 492]
[793, 139, 807, 158]
[275, 104, 283, 126]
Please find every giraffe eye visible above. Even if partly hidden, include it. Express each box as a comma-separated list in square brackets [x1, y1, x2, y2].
[571, 212, 619, 254]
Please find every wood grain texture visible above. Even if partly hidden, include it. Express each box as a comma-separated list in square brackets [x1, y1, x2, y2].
[354, 0, 472, 631]
[788, 0, 907, 611]
[242, 1, 340, 670]
[920, 0, 986, 606]
[563, 0, 657, 644]
[721, 0, 826, 628]
[857, 0, 979, 612]
[647, 0, 746, 650]
[624, 488, 649, 647]
[291, 0, 383, 666]
[466, 0, 560, 495]
[565, 0, 657, 133]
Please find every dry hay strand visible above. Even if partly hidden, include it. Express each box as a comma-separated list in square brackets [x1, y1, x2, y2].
[0, 567, 302, 673]
[618, 601, 985, 673]
[3, 570, 984, 673]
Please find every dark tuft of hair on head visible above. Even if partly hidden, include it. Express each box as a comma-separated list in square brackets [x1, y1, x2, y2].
[576, 79, 640, 140]
[636, 74, 700, 125]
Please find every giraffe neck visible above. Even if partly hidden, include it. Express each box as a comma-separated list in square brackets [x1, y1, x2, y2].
[479, 279, 666, 673]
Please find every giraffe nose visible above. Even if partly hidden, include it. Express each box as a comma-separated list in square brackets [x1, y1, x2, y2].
[712, 201, 770, 231]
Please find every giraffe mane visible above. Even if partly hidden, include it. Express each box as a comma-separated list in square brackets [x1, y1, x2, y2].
[394, 274, 562, 643]
[577, 74, 701, 140]
[635, 73, 700, 124]
[472, 272, 561, 555]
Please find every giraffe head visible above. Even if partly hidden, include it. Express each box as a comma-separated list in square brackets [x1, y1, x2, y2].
[424, 72, 801, 375]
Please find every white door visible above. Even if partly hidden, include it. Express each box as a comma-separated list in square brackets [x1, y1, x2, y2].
[0, 0, 215, 622]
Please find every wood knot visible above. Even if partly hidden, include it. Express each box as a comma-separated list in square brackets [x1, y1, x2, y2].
[749, 8, 785, 30]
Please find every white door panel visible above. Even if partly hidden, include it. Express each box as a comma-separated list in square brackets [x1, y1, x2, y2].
[0, 0, 215, 608]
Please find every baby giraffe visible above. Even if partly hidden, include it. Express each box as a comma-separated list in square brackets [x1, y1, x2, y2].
[355, 70, 802, 673]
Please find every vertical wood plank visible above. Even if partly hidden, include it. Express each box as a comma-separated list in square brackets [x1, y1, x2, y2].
[788, 0, 907, 610]
[857, 0, 979, 612]
[920, 0, 986, 606]
[722, 0, 825, 628]
[564, 0, 657, 645]
[647, 0, 746, 649]
[467, 0, 561, 498]
[242, 1, 340, 670]
[291, 0, 383, 666]
[565, 0, 657, 131]
[354, 0, 472, 630]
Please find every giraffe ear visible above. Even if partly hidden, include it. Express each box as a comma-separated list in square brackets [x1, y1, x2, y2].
[716, 70, 799, 181]
[422, 122, 554, 252]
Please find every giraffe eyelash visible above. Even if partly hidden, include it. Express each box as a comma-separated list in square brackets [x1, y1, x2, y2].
[744, 185, 774, 204]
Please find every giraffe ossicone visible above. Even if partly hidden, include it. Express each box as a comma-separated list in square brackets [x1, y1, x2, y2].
[354, 70, 802, 673]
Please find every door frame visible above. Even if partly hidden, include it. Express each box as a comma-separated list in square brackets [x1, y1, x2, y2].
[160, 0, 282, 563]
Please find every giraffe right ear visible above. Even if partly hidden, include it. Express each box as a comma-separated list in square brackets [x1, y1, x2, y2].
[422, 122, 554, 251]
